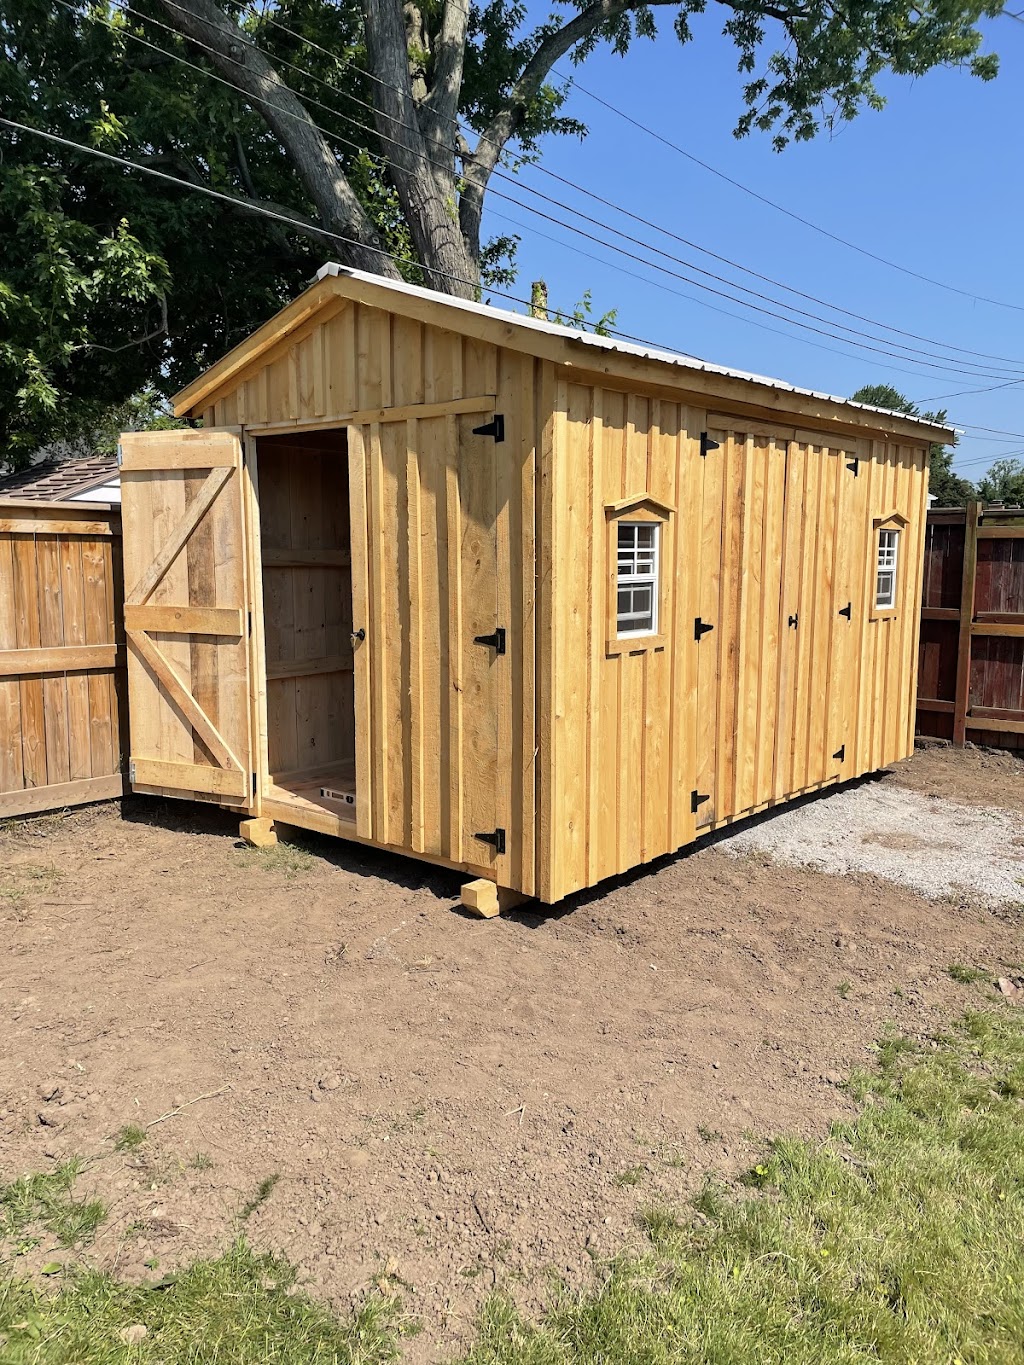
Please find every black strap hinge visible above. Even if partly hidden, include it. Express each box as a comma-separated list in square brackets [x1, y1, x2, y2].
[838, 602, 852, 620]
[833, 745, 846, 763]
[472, 414, 505, 443]
[846, 458, 859, 476]
[694, 617, 714, 641]
[475, 827, 506, 855]
[691, 790, 711, 814]
[700, 432, 720, 458]
[473, 627, 506, 655]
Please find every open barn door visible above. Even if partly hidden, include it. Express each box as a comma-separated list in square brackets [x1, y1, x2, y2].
[119, 430, 254, 804]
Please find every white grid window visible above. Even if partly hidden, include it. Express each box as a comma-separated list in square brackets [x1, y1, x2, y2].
[876, 528, 900, 609]
[616, 522, 659, 637]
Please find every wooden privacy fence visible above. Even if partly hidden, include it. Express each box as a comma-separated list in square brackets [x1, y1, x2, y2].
[0, 498, 128, 816]
[917, 501, 1024, 750]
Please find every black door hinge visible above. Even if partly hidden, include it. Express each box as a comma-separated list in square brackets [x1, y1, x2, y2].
[694, 617, 714, 641]
[833, 745, 846, 763]
[474, 626, 506, 655]
[475, 827, 506, 855]
[700, 432, 720, 458]
[846, 458, 859, 476]
[472, 414, 505, 443]
[788, 612, 799, 628]
[838, 602, 852, 620]
[691, 790, 711, 814]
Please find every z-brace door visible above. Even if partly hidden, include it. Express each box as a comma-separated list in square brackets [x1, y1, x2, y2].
[347, 405, 510, 879]
[119, 430, 254, 803]
[693, 424, 788, 829]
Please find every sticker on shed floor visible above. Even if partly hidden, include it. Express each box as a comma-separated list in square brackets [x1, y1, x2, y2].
[719, 781, 1024, 907]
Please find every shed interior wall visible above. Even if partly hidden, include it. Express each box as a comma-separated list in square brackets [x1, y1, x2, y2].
[255, 429, 357, 816]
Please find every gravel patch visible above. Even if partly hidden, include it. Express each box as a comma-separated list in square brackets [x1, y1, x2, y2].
[719, 781, 1024, 906]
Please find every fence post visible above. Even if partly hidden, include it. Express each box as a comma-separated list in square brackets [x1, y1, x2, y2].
[952, 499, 980, 747]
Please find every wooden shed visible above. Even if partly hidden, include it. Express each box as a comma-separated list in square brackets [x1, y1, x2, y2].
[118, 264, 953, 911]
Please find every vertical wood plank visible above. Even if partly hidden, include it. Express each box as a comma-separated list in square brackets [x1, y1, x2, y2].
[0, 535, 24, 794]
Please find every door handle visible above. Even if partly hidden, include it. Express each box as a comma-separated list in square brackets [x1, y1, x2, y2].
[350, 628, 365, 647]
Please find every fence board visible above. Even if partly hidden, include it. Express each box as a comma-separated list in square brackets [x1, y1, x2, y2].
[916, 500, 1024, 751]
[0, 498, 127, 815]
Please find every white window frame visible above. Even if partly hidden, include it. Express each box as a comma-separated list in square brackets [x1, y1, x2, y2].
[616, 521, 660, 638]
[875, 526, 900, 610]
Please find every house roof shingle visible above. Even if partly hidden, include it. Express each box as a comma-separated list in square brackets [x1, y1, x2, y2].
[0, 455, 119, 502]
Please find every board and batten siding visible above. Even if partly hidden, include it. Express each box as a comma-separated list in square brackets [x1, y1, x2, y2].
[198, 303, 544, 897]
[540, 379, 929, 904]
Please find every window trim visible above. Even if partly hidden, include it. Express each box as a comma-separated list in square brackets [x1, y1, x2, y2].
[605, 496, 672, 656]
[870, 511, 908, 620]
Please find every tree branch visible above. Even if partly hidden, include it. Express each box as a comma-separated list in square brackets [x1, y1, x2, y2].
[420, 0, 469, 157]
[155, 0, 401, 277]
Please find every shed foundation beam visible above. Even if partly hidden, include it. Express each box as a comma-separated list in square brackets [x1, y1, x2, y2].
[240, 816, 278, 849]
[460, 879, 530, 918]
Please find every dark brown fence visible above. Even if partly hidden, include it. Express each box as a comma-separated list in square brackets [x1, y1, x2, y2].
[917, 501, 1024, 750]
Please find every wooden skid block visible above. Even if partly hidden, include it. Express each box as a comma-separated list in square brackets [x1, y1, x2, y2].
[460, 878, 531, 918]
[240, 816, 278, 849]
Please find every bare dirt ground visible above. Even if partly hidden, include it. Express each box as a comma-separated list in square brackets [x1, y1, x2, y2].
[1, 744, 1022, 1360]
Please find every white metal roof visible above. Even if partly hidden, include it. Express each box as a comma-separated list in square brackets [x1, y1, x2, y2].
[316, 262, 955, 439]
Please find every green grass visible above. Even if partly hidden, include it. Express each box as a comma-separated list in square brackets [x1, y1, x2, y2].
[948, 962, 991, 986]
[0, 1240, 400, 1363]
[239, 842, 316, 877]
[612, 1166, 645, 1188]
[114, 1125, 148, 1153]
[239, 1173, 280, 1221]
[1, 1161, 106, 1249]
[456, 1008, 1024, 1364]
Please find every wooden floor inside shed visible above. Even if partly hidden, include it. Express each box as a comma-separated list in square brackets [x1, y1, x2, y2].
[267, 759, 356, 823]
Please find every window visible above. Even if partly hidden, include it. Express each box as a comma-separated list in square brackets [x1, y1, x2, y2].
[875, 527, 900, 609]
[616, 522, 659, 637]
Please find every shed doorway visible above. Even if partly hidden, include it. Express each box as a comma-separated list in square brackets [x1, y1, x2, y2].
[254, 429, 357, 823]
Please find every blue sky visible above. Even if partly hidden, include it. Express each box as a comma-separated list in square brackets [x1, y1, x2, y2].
[477, 10, 1024, 478]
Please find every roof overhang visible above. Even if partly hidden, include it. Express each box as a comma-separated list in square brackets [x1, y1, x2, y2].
[172, 263, 957, 447]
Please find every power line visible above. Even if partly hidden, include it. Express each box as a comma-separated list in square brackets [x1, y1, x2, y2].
[211, 0, 1024, 371]
[557, 71, 1024, 315]
[87, 1, 1024, 384]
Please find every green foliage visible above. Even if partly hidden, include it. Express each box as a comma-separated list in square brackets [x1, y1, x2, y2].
[0, 1239, 401, 1363]
[851, 383, 974, 508]
[456, 1008, 1024, 1365]
[1, 1161, 106, 1249]
[978, 458, 1024, 507]
[0, 0, 1004, 463]
[550, 290, 619, 336]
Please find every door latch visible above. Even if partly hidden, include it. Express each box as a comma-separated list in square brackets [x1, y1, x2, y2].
[350, 627, 365, 647]
[694, 617, 714, 641]
[474, 627, 506, 654]
[788, 613, 799, 629]
[838, 602, 852, 620]
[475, 828, 506, 855]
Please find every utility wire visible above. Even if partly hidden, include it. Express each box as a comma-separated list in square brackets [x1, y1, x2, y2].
[86, 1, 1024, 383]
[210, 0, 1024, 370]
